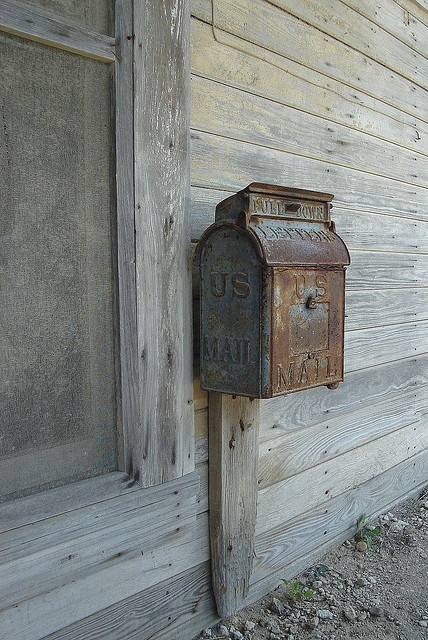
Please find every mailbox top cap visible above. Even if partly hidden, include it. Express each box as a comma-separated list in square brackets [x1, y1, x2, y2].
[196, 183, 350, 268]
[243, 183, 334, 203]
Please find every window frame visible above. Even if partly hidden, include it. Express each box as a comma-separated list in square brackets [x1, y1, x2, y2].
[0, 0, 194, 500]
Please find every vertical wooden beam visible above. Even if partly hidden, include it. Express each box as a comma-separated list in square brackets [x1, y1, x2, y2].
[115, 0, 138, 473]
[209, 392, 260, 618]
[132, 0, 194, 486]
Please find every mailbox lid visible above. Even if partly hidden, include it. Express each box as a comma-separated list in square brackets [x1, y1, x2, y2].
[214, 183, 350, 268]
[249, 217, 350, 267]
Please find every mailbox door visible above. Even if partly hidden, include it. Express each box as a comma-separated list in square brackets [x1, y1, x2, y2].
[272, 268, 345, 395]
[199, 227, 263, 397]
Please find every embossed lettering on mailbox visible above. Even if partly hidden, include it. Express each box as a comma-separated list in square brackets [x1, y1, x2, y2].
[196, 183, 350, 398]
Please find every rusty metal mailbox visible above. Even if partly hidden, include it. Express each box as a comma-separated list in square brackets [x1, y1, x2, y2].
[195, 183, 350, 398]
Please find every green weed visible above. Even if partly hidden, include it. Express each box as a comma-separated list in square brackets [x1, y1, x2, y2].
[355, 514, 382, 549]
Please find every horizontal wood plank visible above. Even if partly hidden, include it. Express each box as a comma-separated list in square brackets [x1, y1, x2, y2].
[190, 133, 428, 222]
[393, 0, 428, 27]
[259, 353, 428, 441]
[345, 288, 428, 330]
[191, 17, 428, 149]
[45, 560, 217, 640]
[0, 529, 209, 640]
[209, 0, 427, 118]
[346, 251, 428, 290]
[0, 501, 197, 612]
[250, 449, 428, 595]
[258, 384, 427, 489]
[332, 208, 428, 253]
[256, 418, 428, 535]
[0, 0, 115, 62]
[345, 320, 428, 371]
[0, 472, 139, 534]
[191, 76, 428, 189]
[341, 0, 428, 61]
[0, 473, 199, 563]
[268, 0, 428, 89]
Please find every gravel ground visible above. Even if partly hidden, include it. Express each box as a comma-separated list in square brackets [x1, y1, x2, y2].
[196, 486, 428, 640]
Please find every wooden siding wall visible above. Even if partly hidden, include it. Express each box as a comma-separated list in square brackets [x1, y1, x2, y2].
[190, 0, 428, 629]
[2, 2, 428, 640]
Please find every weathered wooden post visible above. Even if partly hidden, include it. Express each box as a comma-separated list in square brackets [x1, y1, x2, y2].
[209, 393, 260, 617]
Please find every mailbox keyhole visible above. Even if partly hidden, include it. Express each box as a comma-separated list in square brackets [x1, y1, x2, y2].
[306, 295, 317, 309]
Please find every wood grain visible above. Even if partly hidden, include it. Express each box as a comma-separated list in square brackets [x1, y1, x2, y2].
[191, 75, 428, 188]
[132, 0, 194, 485]
[250, 449, 428, 596]
[259, 353, 428, 442]
[341, 0, 428, 60]
[190, 133, 428, 221]
[0, 0, 115, 61]
[257, 418, 428, 535]
[258, 385, 427, 489]
[45, 560, 217, 640]
[190, 17, 428, 147]
[266, 0, 428, 88]
[115, 0, 139, 477]
[209, 393, 260, 617]
[208, 0, 427, 117]
[0, 474, 204, 639]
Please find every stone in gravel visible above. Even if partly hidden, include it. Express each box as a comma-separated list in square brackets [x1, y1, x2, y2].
[244, 621, 256, 632]
[270, 597, 284, 615]
[317, 609, 334, 620]
[343, 605, 357, 622]
[309, 616, 320, 628]
[369, 606, 383, 618]
[218, 624, 230, 637]
[356, 540, 368, 552]
[389, 519, 408, 533]
[230, 631, 245, 640]
[419, 620, 428, 627]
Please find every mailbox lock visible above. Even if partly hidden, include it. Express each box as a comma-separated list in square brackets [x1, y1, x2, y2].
[306, 295, 317, 309]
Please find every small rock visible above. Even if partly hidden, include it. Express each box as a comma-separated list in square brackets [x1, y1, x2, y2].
[419, 620, 428, 628]
[369, 606, 383, 618]
[218, 624, 230, 637]
[343, 605, 357, 622]
[404, 525, 417, 534]
[356, 540, 368, 552]
[202, 629, 213, 637]
[230, 630, 244, 640]
[270, 597, 284, 615]
[389, 520, 408, 533]
[318, 609, 334, 620]
[357, 612, 368, 622]
[244, 621, 255, 632]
